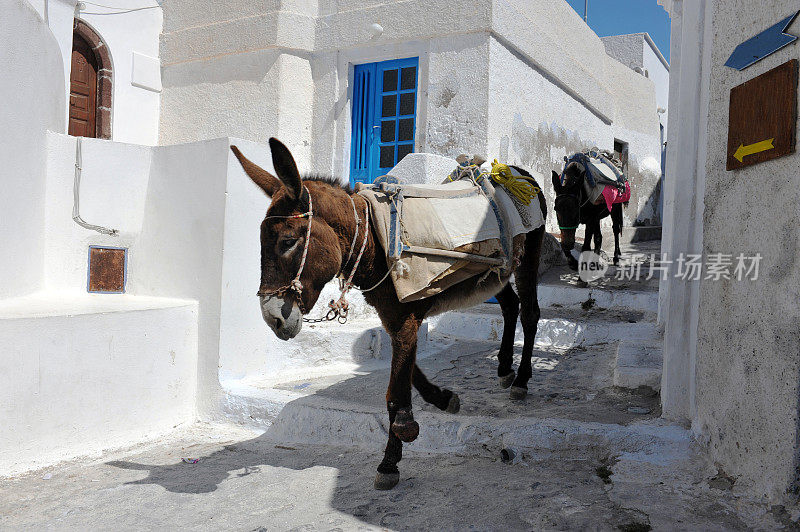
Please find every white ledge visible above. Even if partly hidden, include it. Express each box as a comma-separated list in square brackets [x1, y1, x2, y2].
[0, 292, 198, 320]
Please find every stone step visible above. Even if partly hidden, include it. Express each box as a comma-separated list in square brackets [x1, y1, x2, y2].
[264, 390, 688, 465]
[219, 321, 439, 428]
[614, 340, 663, 391]
[428, 303, 663, 393]
[538, 283, 658, 314]
[224, 337, 683, 464]
[428, 304, 659, 346]
[597, 225, 662, 244]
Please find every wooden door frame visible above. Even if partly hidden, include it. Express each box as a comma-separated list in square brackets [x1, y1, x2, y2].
[72, 19, 112, 139]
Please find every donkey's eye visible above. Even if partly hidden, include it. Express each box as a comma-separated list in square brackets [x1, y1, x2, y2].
[278, 238, 298, 253]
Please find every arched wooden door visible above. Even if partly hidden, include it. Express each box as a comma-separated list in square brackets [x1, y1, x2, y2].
[69, 33, 98, 138]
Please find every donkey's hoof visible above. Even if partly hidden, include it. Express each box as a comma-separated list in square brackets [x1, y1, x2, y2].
[510, 386, 528, 400]
[374, 472, 400, 490]
[391, 408, 419, 442]
[391, 419, 420, 442]
[445, 392, 460, 414]
[499, 372, 516, 389]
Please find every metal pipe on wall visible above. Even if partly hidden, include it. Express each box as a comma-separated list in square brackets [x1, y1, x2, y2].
[72, 137, 118, 235]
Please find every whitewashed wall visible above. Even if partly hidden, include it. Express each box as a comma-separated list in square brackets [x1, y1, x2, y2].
[693, 0, 800, 500]
[602, 33, 670, 142]
[486, 36, 609, 233]
[485, 36, 662, 231]
[659, 0, 800, 501]
[642, 37, 670, 138]
[25, 0, 162, 145]
[0, 296, 198, 476]
[0, 133, 210, 474]
[0, 0, 65, 298]
[44, 134, 152, 292]
[159, 0, 663, 229]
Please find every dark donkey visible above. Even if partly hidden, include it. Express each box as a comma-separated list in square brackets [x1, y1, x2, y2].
[232, 139, 546, 490]
[551, 162, 625, 270]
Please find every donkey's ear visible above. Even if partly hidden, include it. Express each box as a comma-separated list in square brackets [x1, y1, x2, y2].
[551, 171, 562, 193]
[269, 138, 303, 201]
[230, 145, 281, 197]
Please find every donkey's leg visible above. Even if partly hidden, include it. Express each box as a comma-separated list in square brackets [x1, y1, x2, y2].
[413, 364, 460, 413]
[581, 223, 593, 252]
[375, 410, 403, 490]
[510, 227, 544, 400]
[593, 220, 603, 254]
[494, 282, 519, 388]
[611, 204, 623, 265]
[385, 315, 421, 443]
[375, 314, 421, 490]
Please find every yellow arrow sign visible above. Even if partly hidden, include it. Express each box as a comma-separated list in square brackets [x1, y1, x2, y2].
[734, 138, 775, 162]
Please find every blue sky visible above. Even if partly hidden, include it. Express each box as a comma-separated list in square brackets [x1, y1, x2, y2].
[565, 0, 671, 61]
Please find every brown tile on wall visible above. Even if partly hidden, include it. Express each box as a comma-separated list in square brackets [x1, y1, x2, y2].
[88, 247, 126, 293]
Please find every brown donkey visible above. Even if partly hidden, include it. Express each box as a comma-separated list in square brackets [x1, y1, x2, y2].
[232, 139, 546, 490]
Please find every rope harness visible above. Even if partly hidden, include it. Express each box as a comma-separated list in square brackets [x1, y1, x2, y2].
[257, 186, 315, 313]
[309, 198, 371, 324]
[257, 186, 386, 325]
[446, 159, 541, 207]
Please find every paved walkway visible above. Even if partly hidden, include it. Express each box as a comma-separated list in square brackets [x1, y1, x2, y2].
[0, 422, 789, 531]
[2, 237, 794, 530]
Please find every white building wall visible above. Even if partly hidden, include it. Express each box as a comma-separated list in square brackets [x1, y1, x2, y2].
[0, 1, 197, 476]
[78, 2, 163, 145]
[0, 130, 275, 471]
[486, 36, 609, 233]
[659, 0, 800, 500]
[659, 0, 708, 424]
[159, 0, 661, 182]
[43, 134, 153, 292]
[25, 0, 162, 145]
[0, 296, 198, 476]
[642, 38, 670, 138]
[0, 0, 65, 298]
[602, 33, 670, 141]
[693, 0, 800, 500]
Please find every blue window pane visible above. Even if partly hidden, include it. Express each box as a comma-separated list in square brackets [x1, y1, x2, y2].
[381, 120, 396, 142]
[399, 92, 415, 116]
[400, 67, 416, 90]
[380, 145, 395, 168]
[383, 69, 398, 92]
[381, 94, 397, 118]
[398, 118, 414, 142]
[397, 143, 413, 162]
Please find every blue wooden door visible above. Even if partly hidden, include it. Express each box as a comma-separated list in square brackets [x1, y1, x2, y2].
[350, 57, 419, 186]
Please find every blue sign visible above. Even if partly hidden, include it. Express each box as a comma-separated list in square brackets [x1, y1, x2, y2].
[725, 11, 799, 71]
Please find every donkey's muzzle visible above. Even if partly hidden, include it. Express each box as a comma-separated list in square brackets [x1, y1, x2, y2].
[259, 295, 302, 340]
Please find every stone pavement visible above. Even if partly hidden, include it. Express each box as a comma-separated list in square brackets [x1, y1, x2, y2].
[3, 237, 796, 530]
[0, 422, 792, 531]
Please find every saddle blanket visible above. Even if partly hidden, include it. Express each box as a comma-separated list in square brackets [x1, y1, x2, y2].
[565, 149, 630, 211]
[357, 156, 544, 302]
